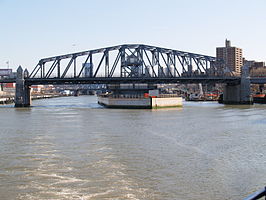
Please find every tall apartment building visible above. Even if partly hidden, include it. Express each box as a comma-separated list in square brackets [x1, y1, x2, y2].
[216, 40, 243, 74]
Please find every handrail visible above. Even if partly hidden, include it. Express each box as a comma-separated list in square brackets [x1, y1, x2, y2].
[244, 187, 266, 200]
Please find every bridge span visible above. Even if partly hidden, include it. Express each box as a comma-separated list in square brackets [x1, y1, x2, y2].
[0, 44, 265, 107]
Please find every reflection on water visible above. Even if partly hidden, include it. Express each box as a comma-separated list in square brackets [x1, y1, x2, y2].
[0, 96, 266, 199]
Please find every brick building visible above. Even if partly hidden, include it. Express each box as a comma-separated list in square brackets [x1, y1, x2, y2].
[216, 40, 243, 74]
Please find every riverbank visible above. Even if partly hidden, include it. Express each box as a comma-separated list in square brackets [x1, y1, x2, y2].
[0, 94, 66, 105]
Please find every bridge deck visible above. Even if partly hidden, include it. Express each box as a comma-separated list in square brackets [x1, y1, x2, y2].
[24, 76, 240, 85]
[2, 76, 266, 85]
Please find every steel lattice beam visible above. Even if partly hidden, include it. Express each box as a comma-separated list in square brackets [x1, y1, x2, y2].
[26, 44, 235, 84]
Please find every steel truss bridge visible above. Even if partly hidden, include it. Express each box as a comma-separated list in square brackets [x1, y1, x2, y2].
[25, 44, 239, 85]
[1, 44, 266, 85]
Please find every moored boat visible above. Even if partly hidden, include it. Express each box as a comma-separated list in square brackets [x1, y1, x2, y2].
[253, 94, 266, 104]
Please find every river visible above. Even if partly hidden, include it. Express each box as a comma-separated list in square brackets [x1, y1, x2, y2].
[0, 96, 266, 200]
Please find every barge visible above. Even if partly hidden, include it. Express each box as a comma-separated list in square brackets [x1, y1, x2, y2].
[98, 84, 182, 109]
[98, 93, 182, 109]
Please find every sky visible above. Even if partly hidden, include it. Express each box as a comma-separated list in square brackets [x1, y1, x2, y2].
[0, 0, 266, 71]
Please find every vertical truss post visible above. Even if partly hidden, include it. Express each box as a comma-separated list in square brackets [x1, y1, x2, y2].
[167, 53, 170, 77]
[172, 54, 177, 77]
[139, 47, 151, 77]
[189, 56, 192, 76]
[40, 63, 44, 78]
[137, 47, 144, 76]
[39, 63, 42, 78]
[153, 49, 165, 77]
[42, 63, 45, 78]
[57, 60, 60, 78]
[152, 50, 156, 66]
[105, 50, 109, 77]
[74, 57, 76, 78]
[144, 49, 156, 77]
[182, 56, 191, 76]
[120, 47, 125, 77]
[152, 50, 157, 76]
[206, 59, 209, 72]
[90, 53, 93, 77]
[137, 48, 150, 77]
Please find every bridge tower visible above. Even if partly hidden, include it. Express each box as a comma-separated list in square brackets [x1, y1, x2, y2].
[223, 63, 252, 104]
[15, 66, 31, 107]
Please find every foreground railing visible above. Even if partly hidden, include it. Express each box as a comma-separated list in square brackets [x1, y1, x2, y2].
[244, 187, 266, 200]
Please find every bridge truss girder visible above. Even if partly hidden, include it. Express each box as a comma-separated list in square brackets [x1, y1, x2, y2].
[29, 44, 231, 80]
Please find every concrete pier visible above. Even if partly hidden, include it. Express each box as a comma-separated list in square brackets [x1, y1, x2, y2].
[223, 63, 252, 104]
[15, 66, 31, 107]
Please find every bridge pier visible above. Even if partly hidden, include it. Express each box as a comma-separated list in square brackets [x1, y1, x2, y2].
[15, 66, 31, 107]
[223, 63, 253, 104]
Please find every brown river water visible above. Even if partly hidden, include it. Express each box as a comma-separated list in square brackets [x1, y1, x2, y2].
[0, 96, 266, 200]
